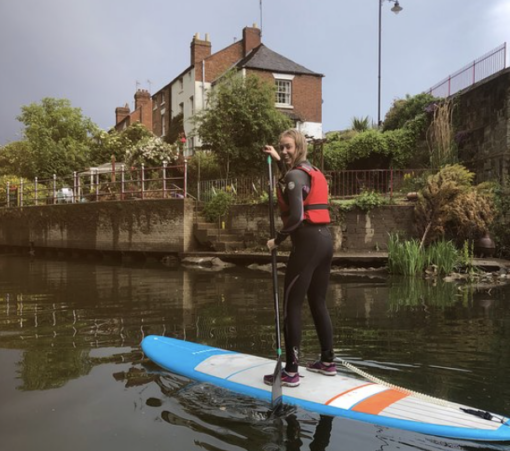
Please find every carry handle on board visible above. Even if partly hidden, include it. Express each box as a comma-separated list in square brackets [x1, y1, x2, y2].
[267, 155, 283, 409]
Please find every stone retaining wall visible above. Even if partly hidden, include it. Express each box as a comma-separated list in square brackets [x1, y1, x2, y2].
[0, 201, 416, 254]
[0, 199, 197, 254]
[227, 204, 416, 252]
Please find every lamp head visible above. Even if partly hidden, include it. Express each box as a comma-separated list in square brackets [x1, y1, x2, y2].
[391, 1, 403, 14]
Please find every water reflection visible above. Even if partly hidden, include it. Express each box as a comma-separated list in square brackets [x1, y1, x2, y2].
[1, 254, 510, 451]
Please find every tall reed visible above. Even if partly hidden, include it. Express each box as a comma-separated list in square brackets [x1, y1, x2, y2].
[388, 233, 427, 276]
[426, 240, 459, 275]
[388, 234, 459, 276]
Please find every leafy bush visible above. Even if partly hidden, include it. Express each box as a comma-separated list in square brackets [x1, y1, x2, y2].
[415, 164, 494, 246]
[0, 175, 46, 206]
[383, 93, 436, 131]
[125, 137, 179, 168]
[203, 190, 234, 223]
[353, 190, 386, 212]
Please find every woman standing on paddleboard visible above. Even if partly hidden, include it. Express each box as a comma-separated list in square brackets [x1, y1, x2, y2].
[262, 129, 335, 387]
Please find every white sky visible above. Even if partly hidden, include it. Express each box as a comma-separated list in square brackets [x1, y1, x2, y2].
[1, 0, 509, 145]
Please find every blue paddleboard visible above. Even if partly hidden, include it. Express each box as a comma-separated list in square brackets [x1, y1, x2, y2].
[141, 335, 510, 442]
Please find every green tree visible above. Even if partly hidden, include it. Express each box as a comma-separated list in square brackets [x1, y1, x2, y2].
[16, 97, 98, 179]
[192, 71, 292, 177]
[0, 140, 35, 178]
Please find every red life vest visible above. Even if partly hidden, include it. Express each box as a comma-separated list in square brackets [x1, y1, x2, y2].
[277, 164, 330, 226]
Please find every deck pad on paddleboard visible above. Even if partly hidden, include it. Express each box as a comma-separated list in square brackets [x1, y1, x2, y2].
[141, 335, 510, 442]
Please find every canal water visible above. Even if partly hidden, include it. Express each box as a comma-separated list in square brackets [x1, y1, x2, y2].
[0, 253, 509, 451]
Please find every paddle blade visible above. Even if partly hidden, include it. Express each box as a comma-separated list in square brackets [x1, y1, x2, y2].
[271, 356, 283, 409]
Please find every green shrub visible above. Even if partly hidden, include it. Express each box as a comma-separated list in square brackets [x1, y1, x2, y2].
[353, 190, 386, 212]
[203, 190, 233, 223]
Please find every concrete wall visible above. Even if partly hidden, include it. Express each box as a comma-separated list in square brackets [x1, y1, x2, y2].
[227, 204, 416, 252]
[0, 199, 197, 254]
[0, 201, 415, 253]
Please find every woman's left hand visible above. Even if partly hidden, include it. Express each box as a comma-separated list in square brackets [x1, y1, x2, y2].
[267, 239, 278, 251]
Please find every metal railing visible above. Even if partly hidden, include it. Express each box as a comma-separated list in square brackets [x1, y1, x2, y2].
[194, 169, 427, 202]
[4, 167, 428, 208]
[191, 176, 270, 203]
[2, 162, 188, 208]
[428, 43, 507, 98]
[325, 169, 426, 197]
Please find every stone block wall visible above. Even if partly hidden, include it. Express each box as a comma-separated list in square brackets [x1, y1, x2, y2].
[227, 204, 416, 252]
[0, 199, 197, 254]
[457, 68, 510, 182]
[0, 201, 415, 254]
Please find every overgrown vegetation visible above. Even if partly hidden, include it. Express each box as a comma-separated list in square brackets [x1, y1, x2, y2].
[426, 99, 458, 168]
[490, 181, 510, 258]
[414, 164, 494, 247]
[323, 93, 437, 172]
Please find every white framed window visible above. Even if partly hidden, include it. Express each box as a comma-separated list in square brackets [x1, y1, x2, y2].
[161, 113, 166, 136]
[190, 96, 194, 115]
[161, 92, 165, 106]
[273, 73, 294, 107]
[179, 102, 184, 115]
[179, 77, 184, 92]
[275, 79, 292, 106]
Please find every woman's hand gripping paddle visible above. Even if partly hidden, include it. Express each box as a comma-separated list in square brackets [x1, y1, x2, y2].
[267, 155, 283, 410]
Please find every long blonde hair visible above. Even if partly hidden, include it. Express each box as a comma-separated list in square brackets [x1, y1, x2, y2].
[279, 129, 308, 168]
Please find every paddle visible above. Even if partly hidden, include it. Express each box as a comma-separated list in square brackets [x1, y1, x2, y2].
[267, 155, 283, 409]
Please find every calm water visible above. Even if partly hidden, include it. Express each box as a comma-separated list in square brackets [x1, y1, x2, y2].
[1, 253, 510, 451]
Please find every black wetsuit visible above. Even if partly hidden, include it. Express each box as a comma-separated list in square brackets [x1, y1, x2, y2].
[275, 161, 334, 373]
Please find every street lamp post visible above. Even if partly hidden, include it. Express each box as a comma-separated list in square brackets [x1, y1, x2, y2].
[378, 0, 402, 127]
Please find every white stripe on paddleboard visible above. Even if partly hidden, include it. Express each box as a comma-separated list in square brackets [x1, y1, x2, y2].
[195, 354, 273, 379]
[327, 384, 389, 410]
[384, 398, 504, 430]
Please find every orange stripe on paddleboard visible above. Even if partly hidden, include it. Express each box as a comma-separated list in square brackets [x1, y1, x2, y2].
[351, 389, 409, 415]
[325, 383, 374, 405]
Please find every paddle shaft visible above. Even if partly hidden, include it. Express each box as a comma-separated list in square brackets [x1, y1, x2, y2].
[267, 156, 282, 353]
[267, 156, 283, 408]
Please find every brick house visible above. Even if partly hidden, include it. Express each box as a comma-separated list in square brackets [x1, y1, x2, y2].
[115, 25, 323, 155]
[114, 89, 152, 132]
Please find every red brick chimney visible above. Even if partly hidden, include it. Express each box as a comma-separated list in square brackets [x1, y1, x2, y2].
[190, 32, 212, 66]
[115, 103, 130, 125]
[134, 89, 151, 110]
[243, 24, 261, 57]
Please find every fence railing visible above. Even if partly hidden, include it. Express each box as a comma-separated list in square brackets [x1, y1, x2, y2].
[193, 169, 427, 202]
[428, 43, 507, 98]
[191, 176, 270, 203]
[325, 169, 425, 198]
[3, 167, 428, 208]
[2, 162, 188, 208]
